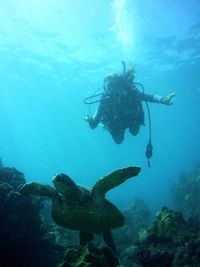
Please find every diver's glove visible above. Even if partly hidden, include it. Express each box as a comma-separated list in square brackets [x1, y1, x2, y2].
[84, 115, 94, 123]
[84, 115, 98, 129]
[160, 91, 176, 105]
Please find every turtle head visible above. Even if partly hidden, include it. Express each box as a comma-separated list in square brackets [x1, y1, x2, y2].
[52, 173, 78, 198]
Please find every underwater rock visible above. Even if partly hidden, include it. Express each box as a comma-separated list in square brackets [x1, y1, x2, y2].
[124, 198, 151, 237]
[172, 163, 200, 219]
[173, 237, 200, 266]
[136, 246, 174, 267]
[0, 157, 3, 168]
[114, 199, 151, 251]
[119, 245, 142, 267]
[0, 166, 26, 190]
[113, 199, 151, 264]
[0, 166, 65, 267]
[58, 244, 120, 267]
[113, 197, 200, 267]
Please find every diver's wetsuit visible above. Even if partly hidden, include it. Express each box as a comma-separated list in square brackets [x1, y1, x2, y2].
[89, 87, 162, 144]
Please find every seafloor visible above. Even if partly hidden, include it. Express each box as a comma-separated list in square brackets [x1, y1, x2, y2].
[0, 162, 200, 267]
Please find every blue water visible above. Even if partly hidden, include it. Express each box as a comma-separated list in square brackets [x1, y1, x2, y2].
[0, 0, 199, 212]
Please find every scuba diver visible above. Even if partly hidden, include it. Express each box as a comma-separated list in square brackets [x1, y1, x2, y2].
[85, 64, 175, 145]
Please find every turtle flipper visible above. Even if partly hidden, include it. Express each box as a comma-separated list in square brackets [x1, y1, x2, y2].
[20, 182, 60, 201]
[91, 166, 141, 200]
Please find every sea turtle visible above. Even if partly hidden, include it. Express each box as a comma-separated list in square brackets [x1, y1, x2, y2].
[20, 166, 140, 251]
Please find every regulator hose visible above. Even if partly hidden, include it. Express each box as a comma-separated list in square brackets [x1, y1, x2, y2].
[134, 82, 153, 168]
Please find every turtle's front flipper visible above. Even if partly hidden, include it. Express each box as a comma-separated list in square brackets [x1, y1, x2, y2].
[20, 182, 60, 201]
[91, 166, 141, 200]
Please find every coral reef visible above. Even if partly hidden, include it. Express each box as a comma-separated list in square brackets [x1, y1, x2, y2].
[58, 244, 120, 267]
[2, 162, 200, 267]
[173, 238, 200, 266]
[172, 162, 200, 219]
[151, 206, 185, 240]
[118, 205, 200, 267]
[0, 166, 65, 267]
[132, 207, 185, 266]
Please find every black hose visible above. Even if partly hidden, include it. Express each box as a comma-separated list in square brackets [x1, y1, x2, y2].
[83, 87, 104, 115]
[145, 103, 153, 168]
[83, 93, 103, 105]
[134, 82, 153, 168]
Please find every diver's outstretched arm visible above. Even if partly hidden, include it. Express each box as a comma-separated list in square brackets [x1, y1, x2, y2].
[139, 91, 176, 105]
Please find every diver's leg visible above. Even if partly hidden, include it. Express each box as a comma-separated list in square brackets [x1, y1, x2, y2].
[111, 129, 125, 144]
[79, 231, 94, 246]
[103, 230, 116, 254]
[129, 124, 140, 136]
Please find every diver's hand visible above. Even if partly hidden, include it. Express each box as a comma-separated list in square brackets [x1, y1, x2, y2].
[84, 115, 93, 123]
[161, 91, 176, 105]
